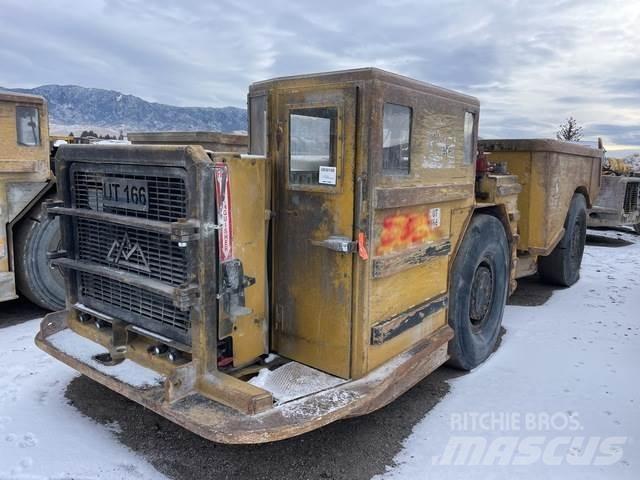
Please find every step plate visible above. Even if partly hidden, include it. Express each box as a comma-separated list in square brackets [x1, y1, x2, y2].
[249, 361, 346, 404]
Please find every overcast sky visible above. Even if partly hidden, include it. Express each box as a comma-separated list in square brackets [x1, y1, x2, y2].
[1, 0, 638, 150]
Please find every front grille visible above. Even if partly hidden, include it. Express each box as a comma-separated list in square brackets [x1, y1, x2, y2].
[77, 219, 187, 286]
[70, 164, 192, 344]
[73, 170, 187, 222]
[623, 183, 639, 213]
[79, 272, 191, 340]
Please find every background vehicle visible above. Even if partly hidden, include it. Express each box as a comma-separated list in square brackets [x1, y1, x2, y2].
[587, 157, 640, 233]
[37, 68, 602, 443]
[0, 91, 64, 310]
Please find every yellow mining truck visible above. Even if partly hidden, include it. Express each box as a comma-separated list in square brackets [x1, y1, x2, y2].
[36, 68, 602, 443]
[0, 91, 65, 310]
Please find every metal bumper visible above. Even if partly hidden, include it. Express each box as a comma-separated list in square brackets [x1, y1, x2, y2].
[36, 310, 452, 444]
[587, 206, 640, 228]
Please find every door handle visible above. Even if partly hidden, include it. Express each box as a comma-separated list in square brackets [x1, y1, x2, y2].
[311, 235, 357, 253]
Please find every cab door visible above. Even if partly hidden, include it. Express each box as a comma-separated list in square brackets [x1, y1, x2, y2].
[272, 86, 356, 379]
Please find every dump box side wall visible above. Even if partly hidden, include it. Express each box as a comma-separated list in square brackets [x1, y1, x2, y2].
[483, 142, 601, 255]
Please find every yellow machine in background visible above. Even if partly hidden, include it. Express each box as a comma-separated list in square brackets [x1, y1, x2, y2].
[0, 91, 65, 310]
[37, 68, 601, 443]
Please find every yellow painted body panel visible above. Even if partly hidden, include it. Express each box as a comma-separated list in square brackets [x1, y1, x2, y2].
[359, 77, 478, 375]
[214, 153, 270, 367]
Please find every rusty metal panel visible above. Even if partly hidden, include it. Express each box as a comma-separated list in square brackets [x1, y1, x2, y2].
[128, 131, 248, 153]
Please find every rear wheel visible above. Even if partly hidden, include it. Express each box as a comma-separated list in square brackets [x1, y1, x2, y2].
[538, 194, 587, 287]
[14, 201, 65, 311]
[448, 214, 510, 370]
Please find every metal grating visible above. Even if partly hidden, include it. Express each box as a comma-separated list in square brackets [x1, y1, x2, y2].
[623, 182, 639, 214]
[73, 170, 187, 222]
[79, 272, 191, 335]
[71, 166, 192, 344]
[77, 218, 187, 286]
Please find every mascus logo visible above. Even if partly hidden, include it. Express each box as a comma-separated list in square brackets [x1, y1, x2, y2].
[106, 233, 151, 273]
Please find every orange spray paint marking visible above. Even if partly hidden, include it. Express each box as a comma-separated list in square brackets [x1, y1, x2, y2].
[358, 231, 369, 260]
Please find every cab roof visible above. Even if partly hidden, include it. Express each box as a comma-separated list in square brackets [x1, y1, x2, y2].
[0, 90, 46, 105]
[249, 67, 479, 107]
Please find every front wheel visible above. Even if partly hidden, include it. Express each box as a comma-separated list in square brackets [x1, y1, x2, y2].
[447, 214, 510, 370]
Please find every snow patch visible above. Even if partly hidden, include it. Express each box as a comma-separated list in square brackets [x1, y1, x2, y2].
[0, 319, 164, 479]
[264, 353, 279, 364]
[48, 329, 164, 389]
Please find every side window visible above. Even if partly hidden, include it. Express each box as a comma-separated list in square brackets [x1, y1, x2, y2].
[463, 111, 475, 165]
[249, 95, 267, 155]
[383, 103, 411, 174]
[16, 106, 41, 147]
[289, 107, 337, 186]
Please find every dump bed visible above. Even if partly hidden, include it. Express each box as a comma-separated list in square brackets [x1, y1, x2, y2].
[479, 139, 602, 255]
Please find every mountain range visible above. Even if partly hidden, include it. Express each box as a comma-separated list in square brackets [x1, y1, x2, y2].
[1, 84, 248, 136]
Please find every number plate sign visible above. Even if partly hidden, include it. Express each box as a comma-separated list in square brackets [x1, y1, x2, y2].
[102, 178, 149, 212]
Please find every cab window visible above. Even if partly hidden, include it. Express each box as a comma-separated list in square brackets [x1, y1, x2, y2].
[16, 106, 41, 146]
[382, 103, 411, 174]
[289, 107, 337, 185]
[463, 111, 475, 165]
[249, 95, 267, 155]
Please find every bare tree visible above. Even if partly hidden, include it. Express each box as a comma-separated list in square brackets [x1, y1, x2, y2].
[556, 117, 583, 142]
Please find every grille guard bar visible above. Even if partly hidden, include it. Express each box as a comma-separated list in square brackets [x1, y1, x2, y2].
[52, 257, 198, 310]
[45, 201, 200, 243]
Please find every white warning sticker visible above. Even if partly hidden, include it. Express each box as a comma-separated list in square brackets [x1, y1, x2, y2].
[429, 208, 441, 228]
[318, 166, 337, 185]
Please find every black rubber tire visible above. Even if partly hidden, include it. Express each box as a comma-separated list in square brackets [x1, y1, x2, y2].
[447, 214, 510, 371]
[13, 201, 65, 311]
[538, 194, 587, 287]
[634, 223, 640, 235]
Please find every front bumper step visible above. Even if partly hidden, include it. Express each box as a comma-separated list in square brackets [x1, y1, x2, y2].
[36, 310, 453, 444]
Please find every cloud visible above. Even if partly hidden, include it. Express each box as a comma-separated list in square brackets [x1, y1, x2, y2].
[1, 0, 639, 149]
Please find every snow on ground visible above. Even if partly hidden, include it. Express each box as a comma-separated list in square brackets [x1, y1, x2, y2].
[0, 229, 638, 479]
[378, 228, 640, 479]
[0, 319, 165, 480]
